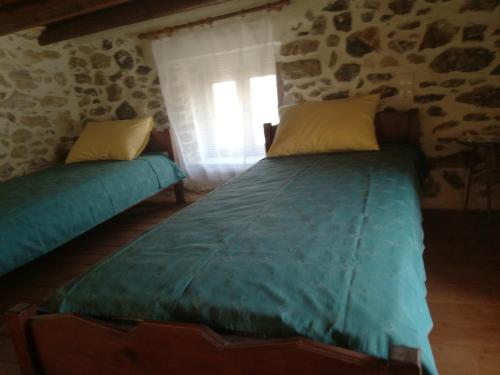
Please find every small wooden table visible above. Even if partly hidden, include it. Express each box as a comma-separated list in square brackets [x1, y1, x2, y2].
[458, 134, 500, 213]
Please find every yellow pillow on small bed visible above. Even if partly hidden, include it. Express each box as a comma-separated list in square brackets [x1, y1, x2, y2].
[267, 94, 380, 157]
[66, 118, 154, 164]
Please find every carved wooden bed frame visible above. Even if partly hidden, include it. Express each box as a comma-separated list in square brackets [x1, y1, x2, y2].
[7, 110, 424, 375]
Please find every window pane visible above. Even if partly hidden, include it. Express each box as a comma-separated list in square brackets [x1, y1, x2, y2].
[208, 75, 279, 164]
[212, 80, 243, 154]
[250, 75, 279, 146]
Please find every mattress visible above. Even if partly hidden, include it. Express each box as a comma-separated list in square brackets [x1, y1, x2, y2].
[42, 144, 437, 375]
[0, 153, 185, 276]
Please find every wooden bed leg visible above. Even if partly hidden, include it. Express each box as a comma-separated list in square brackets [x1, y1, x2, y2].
[5, 303, 40, 375]
[388, 346, 422, 375]
[174, 181, 186, 204]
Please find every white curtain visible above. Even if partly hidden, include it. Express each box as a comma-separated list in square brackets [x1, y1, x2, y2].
[152, 14, 279, 191]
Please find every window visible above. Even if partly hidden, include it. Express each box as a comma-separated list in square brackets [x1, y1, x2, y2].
[152, 15, 278, 190]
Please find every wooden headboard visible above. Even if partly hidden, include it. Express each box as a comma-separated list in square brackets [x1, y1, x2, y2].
[264, 109, 421, 152]
[144, 129, 177, 162]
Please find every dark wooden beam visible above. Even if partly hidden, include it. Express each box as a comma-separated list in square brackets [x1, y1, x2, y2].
[0, 0, 132, 36]
[38, 0, 227, 45]
[0, 0, 26, 8]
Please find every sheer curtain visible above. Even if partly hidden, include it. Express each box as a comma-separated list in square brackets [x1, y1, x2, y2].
[152, 14, 279, 191]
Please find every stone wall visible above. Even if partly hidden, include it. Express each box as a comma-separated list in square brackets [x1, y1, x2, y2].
[67, 37, 168, 128]
[275, 0, 500, 209]
[0, 30, 80, 180]
[0, 32, 167, 181]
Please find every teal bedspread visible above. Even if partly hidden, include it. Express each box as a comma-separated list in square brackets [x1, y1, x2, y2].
[43, 144, 437, 375]
[0, 154, 185, 276]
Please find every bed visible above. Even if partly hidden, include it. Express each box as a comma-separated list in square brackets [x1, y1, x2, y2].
[7, 109, 437, 375]
[0, 131, 185, 276]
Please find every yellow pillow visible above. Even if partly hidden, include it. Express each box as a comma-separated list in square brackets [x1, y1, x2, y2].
[267, 95, 380, 157]
[66, 118, 154, 164]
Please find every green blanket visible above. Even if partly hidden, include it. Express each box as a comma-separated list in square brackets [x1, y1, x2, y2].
[43, 144, 437, 375]
[0, 154, 185, 276]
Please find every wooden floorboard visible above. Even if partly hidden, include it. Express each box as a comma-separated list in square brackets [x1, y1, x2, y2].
[0, 191, 499, 374]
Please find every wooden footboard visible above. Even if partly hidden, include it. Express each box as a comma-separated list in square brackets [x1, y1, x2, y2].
[7, 303, 422, 375]
[148, 129, 185, 204]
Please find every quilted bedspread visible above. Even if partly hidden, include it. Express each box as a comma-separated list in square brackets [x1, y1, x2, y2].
[0, 154, 185, 276]
[43, 144, 438, 375]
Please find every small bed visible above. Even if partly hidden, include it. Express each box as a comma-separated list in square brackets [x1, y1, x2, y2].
[0, 131, 185, 276]
[7, 109, 437, 375]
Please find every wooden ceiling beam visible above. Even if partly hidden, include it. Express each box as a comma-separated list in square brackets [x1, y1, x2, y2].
[0, 0, 26, 7]
[0, 0, 133, 36]
[38, 0, 227, 45]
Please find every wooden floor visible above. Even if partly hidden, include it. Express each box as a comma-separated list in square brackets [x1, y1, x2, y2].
[0, 191, 499, 375]
[423, 211, 500, 375]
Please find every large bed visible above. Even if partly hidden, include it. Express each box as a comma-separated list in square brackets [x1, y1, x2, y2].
[0, 131, 186, 276]
[7, 109, 437, 375]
